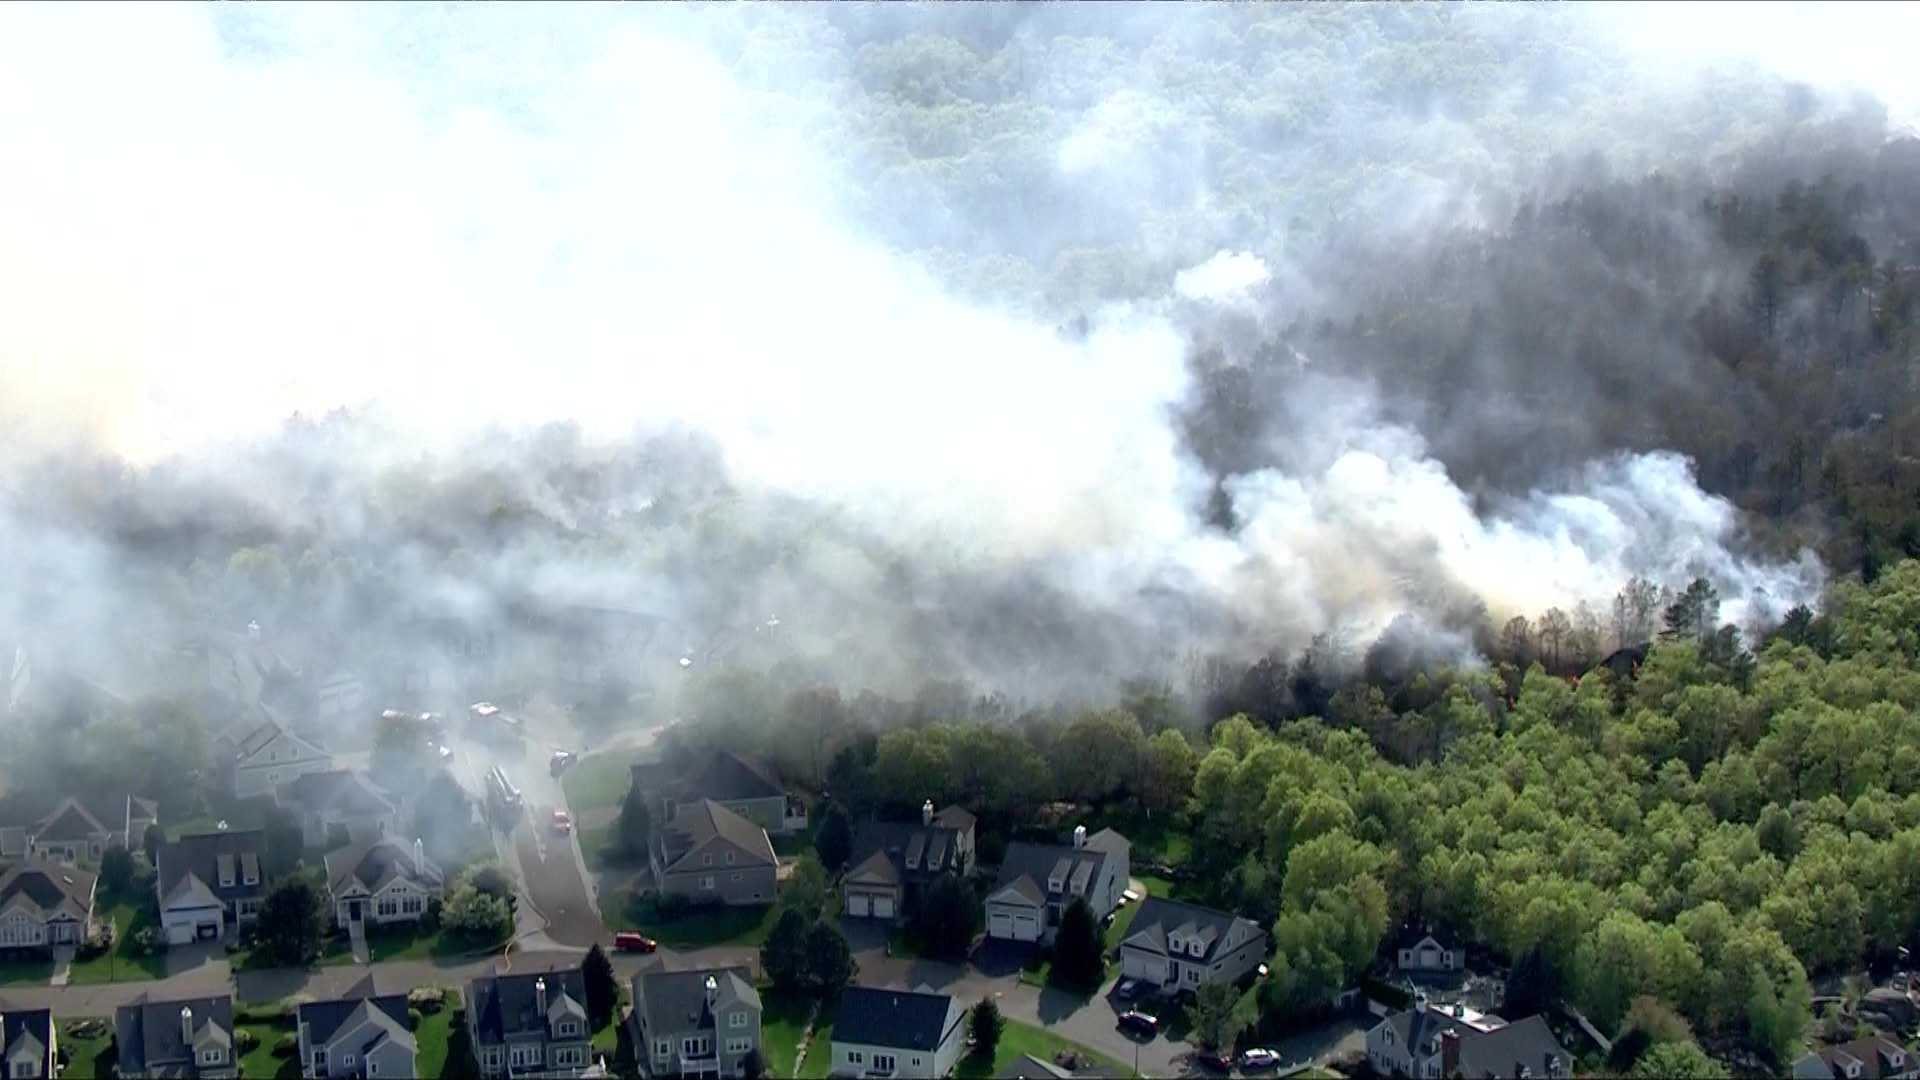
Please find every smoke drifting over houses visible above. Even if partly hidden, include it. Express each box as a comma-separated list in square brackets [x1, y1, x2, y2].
[1, 3, 1907, 709]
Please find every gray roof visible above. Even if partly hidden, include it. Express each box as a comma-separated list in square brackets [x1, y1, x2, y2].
[158, 829, 266, 908]
[468, 963, 590, 1044]
[0, 860, 96, 922]
[280, 770, 395, 819]
[661, 800, 775, 870]
[324, 836, 443, 898]
[115, 995, 234, 1074]
[31, 798, 109, 842]
[1796, 1036, 1914, 1080]
[1375, 1008, 1570, 1080]
[1120, 896, 1265, 962]
[993, 838, 1115, 907]
[1000, 1053, 1074, 1079]
[296, 975, 416, 1059]
[1, 1007, 54, 1079]
[849, 813, 972, 886]
[631, 966, 759, 1039]
[633, 751, 786, 806]
[833, 987, 956, 1053]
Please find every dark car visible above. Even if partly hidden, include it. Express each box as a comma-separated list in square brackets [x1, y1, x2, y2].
[1192, 1050, 1231, 1073]
[1118, 1010, 1159, 1038]
[613, 932, 657, 953]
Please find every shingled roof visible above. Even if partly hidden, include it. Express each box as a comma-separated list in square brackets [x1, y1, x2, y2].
[324, 835, 443, 898]
[468, 963, 589, 1044]
[833, 987, 957, 1053]
[157, 829, 265, 909]
[280, 770, 396, 820]
[1, 1007, 55, 1080]
[297, 974, 416, 1062]
[660, 800, 775, 870]
[115, 994, 234, 1076]
[1120, 896, 1265, 962]
[0, 861, 96, 923]
[631, 966, 759, 1039]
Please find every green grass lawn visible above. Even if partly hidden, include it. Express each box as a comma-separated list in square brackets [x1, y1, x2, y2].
[57, 1019, 115, 1080]
[955, 1018, 1132, 1079]
[1105, 901, 1143, 953]
[794, 999, 838, 1079]
[235, 1010, 298, 1079]
[760, 987, 817, 1078]
[0, 954, 52, 985]
[414, 1003, 460, 1078]
[562, 747, 648, 814]
[67, 897, 170, 984]
[608, 897, 779, 948]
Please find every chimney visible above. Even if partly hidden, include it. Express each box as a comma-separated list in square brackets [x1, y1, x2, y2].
[180, 1005, 194, 1047]
[536, 977, 548, 1018]
[1414, 989, 1429, 1015]
[1073, 825, 1087, 849]
[247, 620, 261, 640]
[704, 974, 718, 1012]
[414, 837, 426, 869]
[1439, 1030, 1460, 1077]
[921, 799, 934, 827]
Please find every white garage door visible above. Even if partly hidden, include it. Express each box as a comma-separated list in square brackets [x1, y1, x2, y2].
[989, 911, 1012, 938]
[1013, 914, 1040, 942]
[847, 894, 870, 918]
[872, 895, 895, 920]
[1123, 950, 1168, 984]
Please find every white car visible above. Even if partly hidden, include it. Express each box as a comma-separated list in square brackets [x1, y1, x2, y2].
[1239, 1048, 1281, 1070]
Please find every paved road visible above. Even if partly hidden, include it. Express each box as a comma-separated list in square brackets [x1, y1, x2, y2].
[514, 804, 604, 948]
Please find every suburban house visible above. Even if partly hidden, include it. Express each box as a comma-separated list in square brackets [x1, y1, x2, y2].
[652, 800, 777, 907]
[1793, 1036, 1919, 1080]
[843, 801, 978, 922]
[0, 861, 97, 950]
[322, 836, 443, 929]
[276, 769, 399, 849]
[115, 994, 238, 1079]
[0, 1007, 56, 1080]
[829, 987, 966, 1080]
[296, 974, 417, 1080]
[155, 829, 266, 945]
[14, 795, 158, 865]
[986, 826, 1129, 945]
[229, 714, 334, 799]
[629, 752, 808, 837]
[1117, 896, 1268, 994]
[1365, 993, 1570, 1080]
[314, 669, 369, 737]
[465, 958, 595, 1078]
[629, 965, 762, 1078]
[1397, 932, 1465, 976]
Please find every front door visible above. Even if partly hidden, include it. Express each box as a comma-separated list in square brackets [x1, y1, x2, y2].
[349, 900, 365, 923]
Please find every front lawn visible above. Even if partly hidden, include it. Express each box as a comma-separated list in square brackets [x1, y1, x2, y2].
[562, 748, 648, 815]
[956, 1018, 1132, 1079]
[0, 953, 52, 985]
[67, 898, 170, 984]
[1105, 901, 1143, 954]
[57, 1019, 115, 1080]
[608, 897, 778, 949]
[235, 1006, 298, 1079]
[794, 998, 838, 1079]
[759, 987, 816, 1078]
[415, 1002, 460, 1078]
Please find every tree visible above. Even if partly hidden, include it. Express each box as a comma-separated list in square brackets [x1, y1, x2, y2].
[465, 861, 517, 914]
[1187, 980, 1254, 1052]
[781, 856, 831, 923]
[802, 920, 855, 997]
[815, 804, 853, 871]
[1500, 615, 1535, 667]
[616, 784, 653, 862]
[263, 807, 305, 879]
[1663, 578, 1721, 645]
[1052, 898, 1104, 989]
[1748, 251, 1784, 337]
[740, 1049, 765, 1080]
[912, 876, 980, 962]
[99, 846, 135, 897]
[256, 874, 324, 967]
[970, 997, 1004, 1061]
[1139, 729, 1198, 816]
[583, 944, 618, 1028]
[442, 885, 511, 942]
[1631, 1041, 1729, 1079]
[1538, 607, 1571, 669]
[762, 909, 811, 992]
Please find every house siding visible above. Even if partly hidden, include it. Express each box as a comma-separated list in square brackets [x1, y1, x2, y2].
[658, 862, 777, 907]
[829, 1012, 964, 1080]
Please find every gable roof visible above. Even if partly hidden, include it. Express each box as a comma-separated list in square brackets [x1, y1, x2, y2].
[324, 836, 443, 898]
[632, 751, 788, 808]
[1, 1007, 54, 1078]
[115, 994, 234, 1073]
[631, 966, 759, 1038]
[1454, 1014, 1570, 1078]
[1120, 896, 1265, 962]
[158, 829, 266, 908]
[468, 964, 590, 1044]
[234, 716, 328, 765]
[845, 848, 902, 888]
[297, 975, 416, 1058]
[281, 770, 396, 820]
[833, 987, 956, 1053]
[661, 800, 775, 870]
[31, 798, 109, 842]
[848, 812, 974, 886]
[993, 839, 1117, 908]
[932, 805, 977, 831]
[0, 861, 96, 922]
[1797, 1036, 1914, 1080]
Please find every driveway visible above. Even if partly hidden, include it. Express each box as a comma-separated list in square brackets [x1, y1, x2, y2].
[512, 805, 604, 947]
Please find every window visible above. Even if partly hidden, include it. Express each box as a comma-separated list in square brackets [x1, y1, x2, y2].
[702, 876, 715, 890]
[703, 854, 712, 866]
[367, 1062, 378, 1077]
[557, 1022, 577, 1037]
[875, 1053, 896, 1072]
[913, 1057, 922, 1066]
[848, 1051, 864, 1065]
[725, 851, 735, 865]
[484, 1048, 502, 1067]
[201, 1050, 223, 1065]
[730, 1012, 748, 1029]
[344, 1055, 355, 1067]
[656, 1039, 671, 1058]
[726, 1038, 751, 1055]
[731, 872, 742, 882]
[313, 1051, 327, 1072]
[17, 1061, 37, 1079]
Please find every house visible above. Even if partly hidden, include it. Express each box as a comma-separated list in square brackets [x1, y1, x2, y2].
[115, 994, 238, 1079]
[276, 769, 399, 849]
[229, 713, 333, 799]
[296, 974, 417, 1080]
[652, 800, 777, 907]
[0, 830, 22, 861]
[314, 669, 369, 737]
[829, 987, 966, 1080]
[323, 836, 443, 929]
[1365, 993, 1570, 1079]
[155, 829, 266, 945]
[629, 752, 808, 837]
[19, 795, 158, 865]
[1397, 932, 1465, 976]
[1793, 1036, 1920, 1079]
[986, 826, 1129, 945]
[999, 1055, 1074, 1079]
[0, 861, 97, 950]
[1117, 896, 1268, 994]
[1859, 988, 1920, 1033]
[465, 958, 595, 1078]
[1, 1007, 56, 1080]
[843, 801, 978, 922]
[629, 965, 761, 1078]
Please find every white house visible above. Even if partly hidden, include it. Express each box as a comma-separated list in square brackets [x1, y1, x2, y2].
[1398, 933, 1464, 975]
[0, 862, 97, 950]
[1366, 993, 1571, 1079]
[829, 987, 965, 1080]
[986, 826, 1128, 945]
[1117, 897, 1268, 994]
[156, 830, 265, 945]
[297, 975, 417, 1080]
[230, 714, 333, 799]
[322, 837, 443, 929]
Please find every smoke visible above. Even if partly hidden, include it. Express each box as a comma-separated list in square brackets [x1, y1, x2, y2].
[0, 4, 1877, 711]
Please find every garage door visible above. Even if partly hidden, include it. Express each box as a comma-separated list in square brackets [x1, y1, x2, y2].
[166, 921, 196, 946]
[989, 911, 1012, 938]
[1123, 951, 1168, 984]
[847, 894, 871, 918]
[872, 896, 895, 920]
[1012, 914, 1040, 942]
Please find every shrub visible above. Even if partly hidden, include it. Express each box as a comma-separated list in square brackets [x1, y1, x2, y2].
[274, 1033, 297, 1056]
[131, 926, 161, 956]
[235, 1029, 260, 1052]
[408, 986, 447, 1012]
[65, 1019, 109, 1040]
[408, 1007, 424, 1031]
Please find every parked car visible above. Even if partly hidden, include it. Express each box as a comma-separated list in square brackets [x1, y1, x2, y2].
[550, 809, 573, 834]
[1119, 888, 1141, 907]
[1239, 1048, 1282, 1070]
[1115, 977, 1145, 1001]
[549, 750, 576, 778]
[1193, 1050, 1231, 1073]
[613, 932, 657, 954]
[1118, 1010, 1159, 1038]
